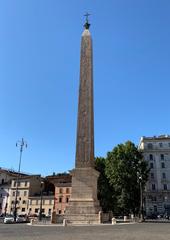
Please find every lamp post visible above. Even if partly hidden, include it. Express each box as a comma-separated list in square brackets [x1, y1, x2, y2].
[138, 175, 144, 222]
[14, 138, 27, 222]
[39, 181, 44, 221]
[4, 192, 9, 216]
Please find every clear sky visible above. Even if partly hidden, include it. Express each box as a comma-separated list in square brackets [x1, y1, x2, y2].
[0, 0, 170, 176]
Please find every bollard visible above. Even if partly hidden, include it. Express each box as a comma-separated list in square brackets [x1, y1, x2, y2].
[63, 219, 67, 227]
[112, 217, 116, 225]
[99, 211, 102, 224]
[30, 219, 34, 225]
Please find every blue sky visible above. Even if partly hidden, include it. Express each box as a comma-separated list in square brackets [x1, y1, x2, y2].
[0, 1, 170, 176]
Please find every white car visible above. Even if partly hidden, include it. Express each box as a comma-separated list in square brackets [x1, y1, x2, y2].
[4, 215, 14, 224]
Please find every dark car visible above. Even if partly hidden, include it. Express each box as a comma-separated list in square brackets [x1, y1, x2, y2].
[163, 214, 170, 220]
[145, 214, 157, 219]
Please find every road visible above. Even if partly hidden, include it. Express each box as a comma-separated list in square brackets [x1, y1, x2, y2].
[0, 223, 170, 240]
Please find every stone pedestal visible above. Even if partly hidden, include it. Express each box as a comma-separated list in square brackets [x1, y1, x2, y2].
[65, 168, 101, 224]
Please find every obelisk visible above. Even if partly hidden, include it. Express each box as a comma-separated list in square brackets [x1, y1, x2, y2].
[65, 15, 101, 224]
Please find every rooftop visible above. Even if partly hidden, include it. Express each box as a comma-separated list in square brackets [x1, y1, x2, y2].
[141, 135, 170, 141]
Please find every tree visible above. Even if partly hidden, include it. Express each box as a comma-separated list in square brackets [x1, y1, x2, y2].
[95, 157, 116, 212]
[105, 141, 149, 215]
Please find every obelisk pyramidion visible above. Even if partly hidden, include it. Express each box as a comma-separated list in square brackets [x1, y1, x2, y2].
[65, 16, 101, 224]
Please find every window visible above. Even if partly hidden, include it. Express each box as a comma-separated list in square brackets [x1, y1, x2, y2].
[66, 188, 70, 194]
[29, 208, 32, 212]
[13, 191, 15, 197]
[17, 191, 20, 196]
[150, 173, 154, 179]
[42, 209, 45, 213]
[1, 179, 4, 184]
[159, 143, 163, 148]
[161, 162, 165, 168]
[162, 173, 166, 179]
[164, 196, 168, 201]
[59, 188, 62, 194]
[163, 184, 168, 190]
[152, 196, 157, 202]
[59, 197, 62, 203]
[14, 181, 16, 187]
[161, 154, 164, 160]
[149, 154, 153, 160]
[22, 208, 25, 212]
[168, 143, 170, 147]
[147, 143, 153, 149]
[66, 197, 69, 203]
[35, 208, 39, 213]
[22, 200, 26, 204]
[25, 181, 28, 187]
[58, 210, 62, 214]
[11, 200, 14, 204]
[152, 184, 156, 190]
[48, 209, 51, 215]
[150, 162, 154, 169]
[24, 191, 27, 196]
[154, 205, 157, 213]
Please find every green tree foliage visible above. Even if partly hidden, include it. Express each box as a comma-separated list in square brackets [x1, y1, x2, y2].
[105, 141, 149, 215]
[95, 141, 149, 215]
[95, 157, 116, 212]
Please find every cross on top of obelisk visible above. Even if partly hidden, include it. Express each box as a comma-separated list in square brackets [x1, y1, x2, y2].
[84, 12, 91, 29]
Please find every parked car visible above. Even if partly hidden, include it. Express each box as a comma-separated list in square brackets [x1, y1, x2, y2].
[145, 214, 157, 219]
[163, 214, 170, 220]
[157, 214, 163, 219]
[16, 215, 26, 223]
[4, 215, 14, 224]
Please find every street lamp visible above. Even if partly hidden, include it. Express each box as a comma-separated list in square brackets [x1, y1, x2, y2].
[138, 175, 144, 222]
[14, 138, 27, 222]
[4, 192, 9, 216]
[39, 181, 44, 221]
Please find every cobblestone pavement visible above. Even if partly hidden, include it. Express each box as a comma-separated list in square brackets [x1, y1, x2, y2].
[0, 223, 170, 240]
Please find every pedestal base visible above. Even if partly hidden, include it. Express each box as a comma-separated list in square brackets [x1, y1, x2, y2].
[65, 167, 101, 224]
[64, 213, 100, 225]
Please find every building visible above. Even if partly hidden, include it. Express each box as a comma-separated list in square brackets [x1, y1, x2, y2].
[47, 174, 72, 215]
[28, 180, 55, 217]
[139, 135, 170, 216]
[0, 168, 27, 215]
[28, 195, 54, 217]
[7, 175, 42, 215]
[1, 168, 71, 218]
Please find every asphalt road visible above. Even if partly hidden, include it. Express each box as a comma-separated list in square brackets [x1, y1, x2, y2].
[0, 223, 170, 240]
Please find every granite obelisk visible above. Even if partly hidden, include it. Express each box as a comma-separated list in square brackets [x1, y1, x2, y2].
[65, 16, 101, 224]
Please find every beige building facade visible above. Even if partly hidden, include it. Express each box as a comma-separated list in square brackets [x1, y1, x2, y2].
[0, 168, 27, 215]
[7, 175, 42, 215]
[139, 135, 170, 216]
[28, 195, 54, 217]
